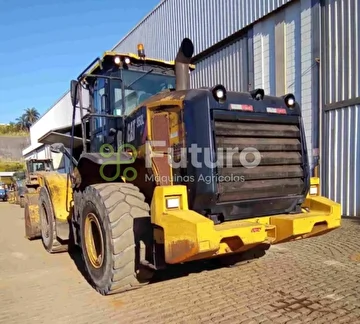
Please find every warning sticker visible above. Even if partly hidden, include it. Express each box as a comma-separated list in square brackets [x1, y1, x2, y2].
[230, 104, 254, 112]
[266, 107, 287, 114]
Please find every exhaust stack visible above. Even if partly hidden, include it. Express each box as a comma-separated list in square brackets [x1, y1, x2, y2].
[175, 38, 194, 91]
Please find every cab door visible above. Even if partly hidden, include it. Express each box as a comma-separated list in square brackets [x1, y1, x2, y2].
[90, 78, 109, 152]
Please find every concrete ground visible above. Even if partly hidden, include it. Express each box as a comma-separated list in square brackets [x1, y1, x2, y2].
[1, 203, 360, 324]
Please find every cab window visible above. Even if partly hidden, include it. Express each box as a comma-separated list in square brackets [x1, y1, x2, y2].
[110, 70, 175, 116]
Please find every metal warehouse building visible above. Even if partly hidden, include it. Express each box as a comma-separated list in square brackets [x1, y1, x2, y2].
[23, 0, 360, 216]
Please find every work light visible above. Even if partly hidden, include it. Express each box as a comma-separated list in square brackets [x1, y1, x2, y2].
[212, 84, 227, 103]
[283, 93, 296, 108]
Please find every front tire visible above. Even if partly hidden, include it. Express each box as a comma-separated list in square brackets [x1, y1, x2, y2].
[80, 183, 153, 295]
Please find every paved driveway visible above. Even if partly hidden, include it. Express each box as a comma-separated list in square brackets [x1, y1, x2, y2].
[1, 203, 360, 324]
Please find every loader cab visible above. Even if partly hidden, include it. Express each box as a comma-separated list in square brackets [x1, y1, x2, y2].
[26, 159, 53, 173]
[71, 44, 189, 154]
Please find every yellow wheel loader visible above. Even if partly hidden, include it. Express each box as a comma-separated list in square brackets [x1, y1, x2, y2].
[25, 38, 341, 295]
[23, 158, 61, 243]
[10, 171, 26, 207]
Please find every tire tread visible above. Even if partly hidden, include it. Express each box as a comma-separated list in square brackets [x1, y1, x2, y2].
[39, 187, 68, 253]
[82, 182, 152, 295]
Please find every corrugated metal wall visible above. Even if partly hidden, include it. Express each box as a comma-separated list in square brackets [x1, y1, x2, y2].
[322, 0, 359, 105]
[253, 14, 276, 95]
[323, 106, 360, 216]
[190, 36, 250, 91]
[112, 0, 293, 60]
[190, 1, 305, 99]
[179, 0, 315, 168]
[321, 0, 360, 216]
[252, 0, 304, 101]
[253, 0, 314, 167]
[299, 0, 315, 171]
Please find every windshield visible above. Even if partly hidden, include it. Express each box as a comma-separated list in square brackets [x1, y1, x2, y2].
[29, 161, 52, 172]
[31, 162, 45, 171]
[16, 180, 25, 187]
[110, 70, 175, 116]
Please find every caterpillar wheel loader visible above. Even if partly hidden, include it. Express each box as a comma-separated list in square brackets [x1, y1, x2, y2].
[25, 38, 341, 295]
[8, 171, 26, 205]
[22, 158, 57, 240]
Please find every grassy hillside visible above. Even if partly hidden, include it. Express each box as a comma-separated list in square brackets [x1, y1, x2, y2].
[0, 136, 30, 162]
[0, 124, 29, 136]
[0, 109, 40, 171]
[0, 160, 26, 172]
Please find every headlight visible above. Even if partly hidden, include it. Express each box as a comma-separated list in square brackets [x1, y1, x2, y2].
[309, 186, 318, 195]
[124, 57, 131, 64]
[166, 197, 180, 209]
[114, 56, 121, 64]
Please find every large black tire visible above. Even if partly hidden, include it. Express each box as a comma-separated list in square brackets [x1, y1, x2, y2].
[39, 187, 68, 253]
[80, 183, 153, 295]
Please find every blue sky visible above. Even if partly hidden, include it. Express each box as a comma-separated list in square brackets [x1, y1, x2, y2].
[0, 0, 160, 123]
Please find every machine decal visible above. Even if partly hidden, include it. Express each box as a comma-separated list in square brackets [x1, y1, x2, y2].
[142, 123, 148, 144]
[170, 131, 178, 139]
[266, 107, 287, 114]
[229, 104, 254, 111]
[125, 106, 147, 147]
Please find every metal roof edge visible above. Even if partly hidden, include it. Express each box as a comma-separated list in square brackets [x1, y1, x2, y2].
[75, 1, 168, 87]
[22, 142, 44, 156]
[110, 0, 167, 51]
[29, 90, 70, 130]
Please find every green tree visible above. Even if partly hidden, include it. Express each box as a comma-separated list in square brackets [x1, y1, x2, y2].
[24, 107, 40, 127]
[15, 114, 28, 131]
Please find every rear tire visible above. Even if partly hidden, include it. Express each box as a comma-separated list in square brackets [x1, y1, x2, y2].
[80, 183, 154, 295]
[20, 197, 25, 208]
[39, 187, 68, 253]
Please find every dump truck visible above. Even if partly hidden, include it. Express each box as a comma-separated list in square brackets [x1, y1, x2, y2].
[24, 38, 341, 295]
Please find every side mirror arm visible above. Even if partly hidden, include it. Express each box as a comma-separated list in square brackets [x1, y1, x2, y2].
[50, 143, 78, 167]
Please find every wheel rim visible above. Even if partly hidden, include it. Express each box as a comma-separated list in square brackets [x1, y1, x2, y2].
[40, 202, 50, 238]
[84, 213, 104, 269]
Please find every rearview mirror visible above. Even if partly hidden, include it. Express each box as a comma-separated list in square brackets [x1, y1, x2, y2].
[50, 143, 65, 154]
[70, 80, 79, 107]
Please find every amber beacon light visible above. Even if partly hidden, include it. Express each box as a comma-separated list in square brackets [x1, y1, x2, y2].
[137, 43, 145, 58]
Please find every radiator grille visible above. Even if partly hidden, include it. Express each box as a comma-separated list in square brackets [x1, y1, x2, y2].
[214, 118, 305, 203]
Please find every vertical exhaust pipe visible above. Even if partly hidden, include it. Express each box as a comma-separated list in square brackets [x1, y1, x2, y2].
[175, 38, 194, 91]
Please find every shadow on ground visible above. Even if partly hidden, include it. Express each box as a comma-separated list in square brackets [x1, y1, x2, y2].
[343, 216, 360, 224]
[67, 244, 268, 288]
